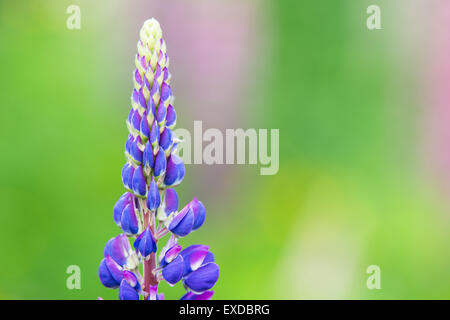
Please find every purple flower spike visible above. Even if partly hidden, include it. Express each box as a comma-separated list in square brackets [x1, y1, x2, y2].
[168, 205, 194, 237]
[163, 154, 185, 187]
[134, 227, 157, 258]
[99, 18, 219, 300]
[132, 165, 147, 197]
[143, 141, 154, 173]
[190, 198, 206, 231]
[113, 192, 131, 227]
[180, 291, 214, 300]
[162, 255, 184, 285]
[119, 279, 140, 300]
[131, 136, 143, 164]
[120, 204, 140, 235]
[183, 262, 220, 293]
[154, 148, 167, 177]
[149, 120, 160, 147]
[166, 104, 176, 128]
[140, 112, 150, 142]
[146, 177, 160, 211]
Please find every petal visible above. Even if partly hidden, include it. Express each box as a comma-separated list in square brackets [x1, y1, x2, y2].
[180, 291, 214, 300]
[119, 279, 140, 300]
[121, 203, 139, 235]
[113, 192, 131, 227]
[98, 258, 120, 288]
[131, 165, 147, 197]
[143, 141, 154, 171]
[153, 149, 167, 177]
[163, 154, 185, 187]
[162, 255, 184, 285]
[168, 206, 194, 237]
[183, 262, 219, 293]
[146, 177, 160, 211]
[166, 104, 176, 128]
[190, 197, 206, 231]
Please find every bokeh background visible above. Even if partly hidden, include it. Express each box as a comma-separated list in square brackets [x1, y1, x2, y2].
[1, 0, 450, 299]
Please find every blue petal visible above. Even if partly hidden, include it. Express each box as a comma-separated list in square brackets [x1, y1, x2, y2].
[131, 166, 147, 197]
[162, 255, 184, 285]
[140, 112, 150, 141]
[190, 198, 206, 231]
[168, 206, 194, 237]
[146, 178, 160, 211]
[161, 188, 178, 218]
[156, 102, 167, 124]
[159, 127, 173, 151]
[183, 262, 219, 293]
[121, 204, 139, 235]
[131, 136, 143, 164]
[98, 258, 121, 288]
[166, 104, 176, 128]
[163, 154, 185, 187]
[154, 149, 167, 177]
[119, 279, 140, 300]
[134, 227, 157, 258]
[131, 109, 142, 133]
[113, 193, 131, 227]
[104, 234, 134, 267]
[143, 141, 154, 171]
[150, 120, 160, 146]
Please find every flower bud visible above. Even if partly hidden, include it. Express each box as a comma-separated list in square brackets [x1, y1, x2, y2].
[130, 136, 143, 165]
[113, 192, 131, 227]
[167, 205, 194, 237]
[120, 203, 140, 235]
[159, 127, 173, 152]
[154, 148, 167, 177]
[156, 102, 167, 127]
[146, 96, 156, 125]
[131, 165, 147, 197]
[146, 177, 160, 211]
[163, 154, 185, 187]
[139, 111, 150, 142]
[131, 109, 142, 135]
[125, 134, 133, 158]
[190, 197, 206, 231]
[143, 141, 154, 174]
[150, 120, 160, 148]
[134, 227, 157, 259]
[166, 104, 176, 129]
[183, 262, 219, 293]
[121, 163, 135, 191]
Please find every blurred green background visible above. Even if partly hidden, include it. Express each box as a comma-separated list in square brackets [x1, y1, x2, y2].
[1, 0, 450, 299]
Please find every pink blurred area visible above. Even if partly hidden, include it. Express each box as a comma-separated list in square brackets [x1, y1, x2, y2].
[422, 1, 450, 201]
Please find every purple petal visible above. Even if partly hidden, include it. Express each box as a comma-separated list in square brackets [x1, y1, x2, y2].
[121, 203, 139, 235]
[166, 104, 176, 128]
[163, 154, 185, 187]
[154, 148, 167, 177]
[162, 255, 184, 285]
[183, 262, 219, 293]
[119, 279, 139, 300]
[168, 206, 194, 237]
[131, 165, 147, 197]
[190, 197, 206, 231]
[146, 177, 160, 211]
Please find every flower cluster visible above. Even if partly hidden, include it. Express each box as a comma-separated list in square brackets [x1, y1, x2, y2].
[98, 18, 219, 300]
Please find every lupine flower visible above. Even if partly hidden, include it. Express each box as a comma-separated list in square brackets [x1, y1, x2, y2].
[98, 18, 219, 300]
